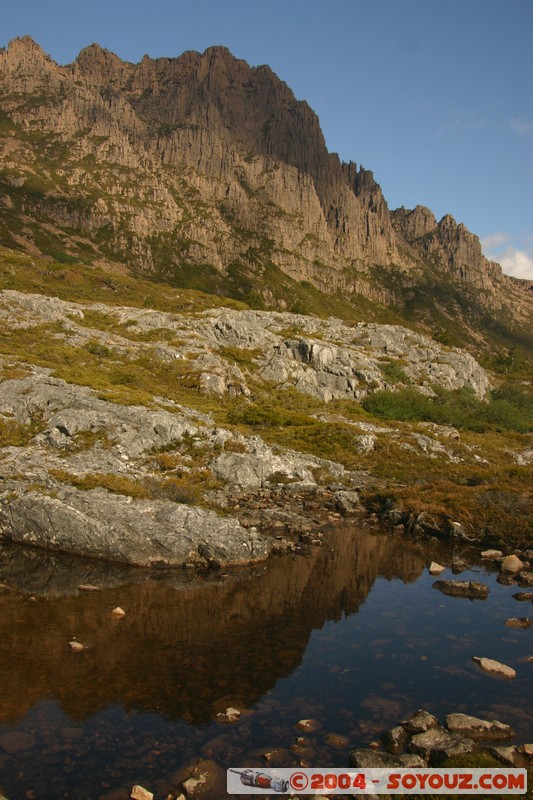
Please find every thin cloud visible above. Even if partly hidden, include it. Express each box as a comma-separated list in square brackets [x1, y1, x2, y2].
[482, 235, 533, 281]
[437, 111, 487, 136]
[510, 118, 533, 136]
[498, 248, 533, 281]
[481, 233, 509, 251]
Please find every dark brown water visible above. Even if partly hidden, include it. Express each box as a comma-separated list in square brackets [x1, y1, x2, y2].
[0, 525, 531, 799]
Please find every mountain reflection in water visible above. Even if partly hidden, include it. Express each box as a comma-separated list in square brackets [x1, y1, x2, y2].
[0, 526, 425, 725]
[0, 524, 531, 800]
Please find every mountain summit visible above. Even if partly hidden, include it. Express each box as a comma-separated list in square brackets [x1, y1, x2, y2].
[0, 37, 531, 350]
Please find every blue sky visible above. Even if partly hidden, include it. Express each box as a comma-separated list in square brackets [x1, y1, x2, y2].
[3, 0, 533, 279]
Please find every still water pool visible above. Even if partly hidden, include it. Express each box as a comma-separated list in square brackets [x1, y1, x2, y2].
[0, 525, 531, 799]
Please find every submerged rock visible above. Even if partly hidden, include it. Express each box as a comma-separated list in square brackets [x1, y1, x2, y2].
[429, 562, 445, 575]
[504, 617, 532, 629]
[0, 731, 36, 753]
[323, 732, 350, 749]
[432, 579, 489, 599]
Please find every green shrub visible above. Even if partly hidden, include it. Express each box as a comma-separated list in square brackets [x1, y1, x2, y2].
[363, 385, 533, 433]
[83, 340, 112, 358]
[380, 360, 410, 384]
[227, 402, 314, 428]
[363, 388, 434, 422]
[0, 416, 43, 447]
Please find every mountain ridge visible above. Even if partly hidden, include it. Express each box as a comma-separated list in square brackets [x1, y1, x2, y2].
[0, 36, 532, 352]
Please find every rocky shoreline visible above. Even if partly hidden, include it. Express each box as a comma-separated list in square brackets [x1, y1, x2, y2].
[74, 708, 533, 799]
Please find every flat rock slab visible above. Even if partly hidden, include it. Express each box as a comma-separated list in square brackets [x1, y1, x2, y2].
[433, 579, 489, 599]
[0, 487, 271, 568]
[472, 657, 516, 679]
[504, 617, 532, 629]
[323, 732, 350, 749]
[0, 731, 36, 753]
[408, 727, 476, 765]
[486, 746, 519, 766]
[445, 713, 514, 741]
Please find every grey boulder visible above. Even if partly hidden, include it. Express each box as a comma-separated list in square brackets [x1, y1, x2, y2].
[0, 488, 270, 568]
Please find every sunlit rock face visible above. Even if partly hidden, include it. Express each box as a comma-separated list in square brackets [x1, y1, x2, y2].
[1, 36, 531, 333]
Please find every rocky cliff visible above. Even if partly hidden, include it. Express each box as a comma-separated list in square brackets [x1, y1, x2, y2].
[1, 36, 531, 350]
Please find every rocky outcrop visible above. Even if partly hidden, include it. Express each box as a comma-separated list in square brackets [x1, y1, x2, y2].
[392, 207, 503, 288]
[445, 713, 514, 741]
[0, 280, 514, 565]
[0, 289, 493, 404]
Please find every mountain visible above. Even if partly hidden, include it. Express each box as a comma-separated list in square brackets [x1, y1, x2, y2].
[1, 36, 532, 353]
[0, 37, 532, 561]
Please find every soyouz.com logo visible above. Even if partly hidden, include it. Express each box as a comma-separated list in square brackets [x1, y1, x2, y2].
[227, 767, 527, 794]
